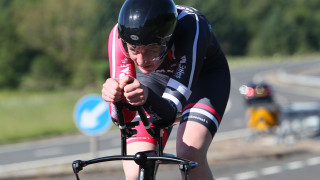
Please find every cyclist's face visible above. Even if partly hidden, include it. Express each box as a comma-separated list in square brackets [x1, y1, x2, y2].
[127, 43, 165, 74]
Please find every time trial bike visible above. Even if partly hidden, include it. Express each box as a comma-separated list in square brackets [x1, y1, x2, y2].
[72, 102, 198, 180]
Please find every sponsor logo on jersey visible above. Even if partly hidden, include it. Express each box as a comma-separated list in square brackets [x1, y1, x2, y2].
[130, 35, 139, 41]
[119, 58, 133, 79]
[155, 69, 175, 73]
[121, 57, 131, 64]
[173, 55, 187, 79]
[180, 55, 187, 63]
[174, 64, 186, 79]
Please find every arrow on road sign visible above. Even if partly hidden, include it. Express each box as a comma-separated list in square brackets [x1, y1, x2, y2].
[74, 94, 112, 136]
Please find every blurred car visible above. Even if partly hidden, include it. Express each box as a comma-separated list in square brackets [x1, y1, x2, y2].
[239, 82, 274, 105]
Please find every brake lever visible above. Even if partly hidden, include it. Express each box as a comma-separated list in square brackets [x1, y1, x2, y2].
[179, 161, 198, 180]
[72, 160, 86, 180]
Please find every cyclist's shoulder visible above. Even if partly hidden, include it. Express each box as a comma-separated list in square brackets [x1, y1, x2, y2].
[176, 5, 201, 16]
[107, 23, 130, 59]
[174, 5, 212, 37]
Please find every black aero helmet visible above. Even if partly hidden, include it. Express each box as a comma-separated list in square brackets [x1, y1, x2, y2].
[118, 0, 178, 57]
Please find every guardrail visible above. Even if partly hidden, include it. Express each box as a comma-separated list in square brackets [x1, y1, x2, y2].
[278, 102, 320, 143]
[278, 70, 320, 87]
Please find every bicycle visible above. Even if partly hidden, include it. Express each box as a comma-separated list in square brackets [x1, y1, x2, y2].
[72, 102, 198, 180]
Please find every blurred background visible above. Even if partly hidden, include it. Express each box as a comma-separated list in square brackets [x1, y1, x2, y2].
[0, 0, 320, 180]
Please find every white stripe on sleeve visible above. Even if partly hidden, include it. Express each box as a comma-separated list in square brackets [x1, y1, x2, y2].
[162, 93, 182, 112]
[167, 78, 192, 100]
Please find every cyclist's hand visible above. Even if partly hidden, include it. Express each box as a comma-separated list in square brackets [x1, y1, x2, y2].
[119, 75, 148, 106]
[101, 78, 123, 102]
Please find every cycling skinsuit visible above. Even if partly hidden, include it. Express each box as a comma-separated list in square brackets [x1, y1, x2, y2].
[108, 5, 230, 147]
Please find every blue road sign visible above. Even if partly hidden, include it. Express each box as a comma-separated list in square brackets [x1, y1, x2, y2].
[73, 94, 112, 136]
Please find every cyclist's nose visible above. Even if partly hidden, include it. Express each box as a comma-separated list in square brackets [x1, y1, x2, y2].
[136, 54, 148, 65]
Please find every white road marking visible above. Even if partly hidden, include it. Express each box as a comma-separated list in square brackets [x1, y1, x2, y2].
[235, 171, 258, 180]
[216, 156, 320, 180]
[260, 166, 282, 175]
[306, 156, 320, 166]
[286, 161, 304, 170]
[216, 177, 231, 180]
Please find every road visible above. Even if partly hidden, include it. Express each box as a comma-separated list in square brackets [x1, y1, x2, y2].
[213, 152, 320, 180]
[0, 59, 320, 179]
[44, 151, 320, 180]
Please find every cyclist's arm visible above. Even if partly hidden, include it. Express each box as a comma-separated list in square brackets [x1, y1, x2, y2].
[107, 24, 137, 123]
[142, 11, 210, 126]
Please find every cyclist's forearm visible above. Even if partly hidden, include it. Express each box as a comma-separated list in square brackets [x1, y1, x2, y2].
[143, 88, 177, 126]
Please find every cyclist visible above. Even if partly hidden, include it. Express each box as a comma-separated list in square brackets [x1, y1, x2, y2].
[102, 0, 230, 179]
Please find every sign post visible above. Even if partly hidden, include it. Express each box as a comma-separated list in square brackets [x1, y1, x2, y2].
[73, 94, 112, 157]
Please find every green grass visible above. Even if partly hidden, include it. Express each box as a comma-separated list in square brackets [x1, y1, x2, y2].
[0, 89, 102, 144]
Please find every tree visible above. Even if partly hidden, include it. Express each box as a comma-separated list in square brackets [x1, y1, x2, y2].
[0, 0, 33, 88]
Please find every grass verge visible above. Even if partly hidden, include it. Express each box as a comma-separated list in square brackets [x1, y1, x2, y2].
[0, 89, 102, 145]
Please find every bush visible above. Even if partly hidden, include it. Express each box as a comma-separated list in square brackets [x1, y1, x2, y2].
[20, 55, 66, 90]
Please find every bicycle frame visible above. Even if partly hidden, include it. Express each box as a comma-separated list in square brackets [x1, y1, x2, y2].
[72, 102, 197, 180]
